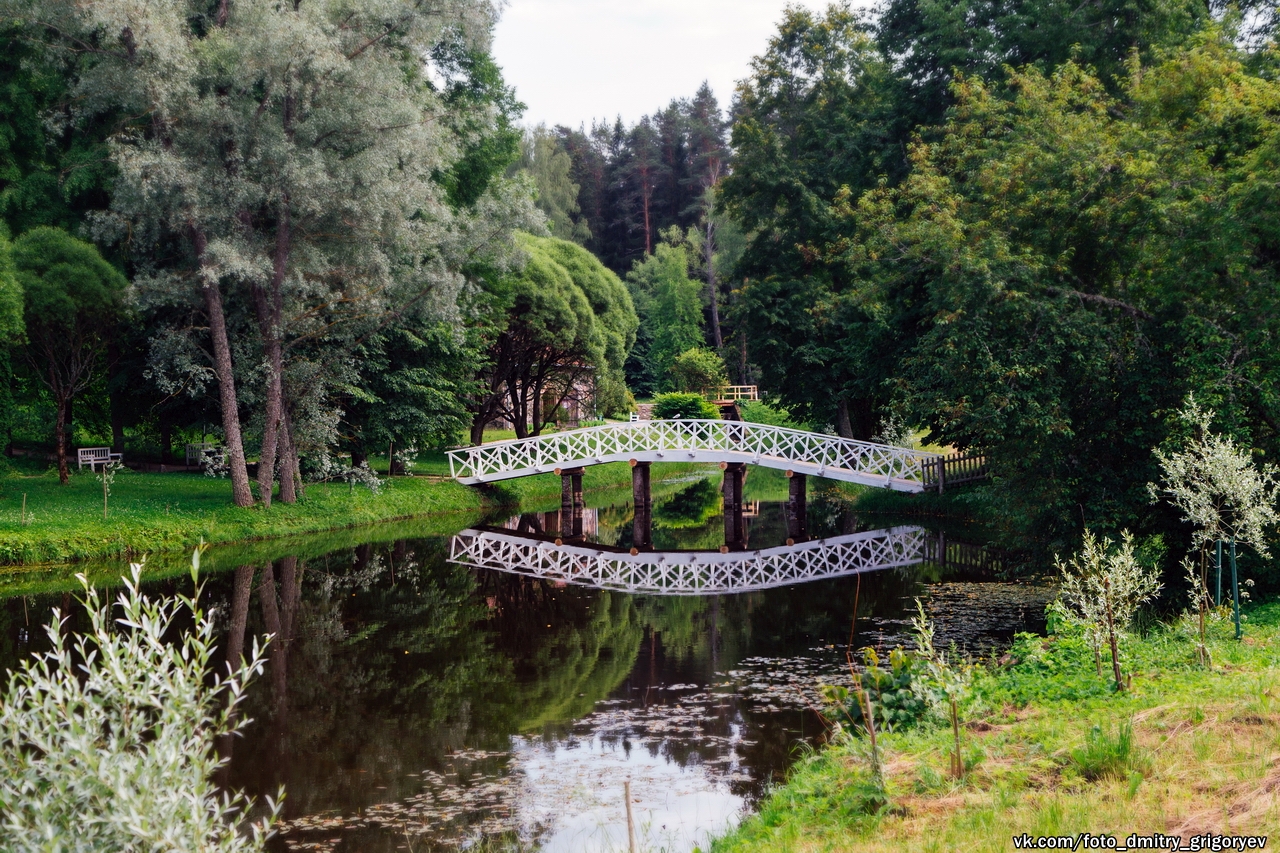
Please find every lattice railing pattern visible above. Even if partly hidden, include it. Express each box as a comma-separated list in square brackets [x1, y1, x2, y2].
[448, 526, 926, 596]
[448, 420, 939, 491]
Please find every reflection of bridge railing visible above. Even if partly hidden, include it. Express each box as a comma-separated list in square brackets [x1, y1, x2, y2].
[447, 420, 939, 491]
[448, 526, 926, 596]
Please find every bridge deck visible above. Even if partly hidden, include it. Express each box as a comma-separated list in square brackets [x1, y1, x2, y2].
[448, 420, 939, 492]
[448, 526, 926, 595]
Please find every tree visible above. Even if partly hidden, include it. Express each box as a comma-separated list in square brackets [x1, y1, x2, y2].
[469, 235, 636, 441]
[1151, 398, 1280, 555]
[0, 556, 276, 850]
[514, 126, 591, 244]
[341, 321, 479, 467]
[820, 35, 1280, 555]
[876, 0, 1207, 132]
[550, 85, 731, 277]
[1151, 397, 1280, 637]
[625, 238, 704, 393]
[669, 347, 727, 395]
[1056, 531, 1162, 691]
[13, 226, 124, 483]
[721, 5, 900, 438]
[12, 0, 534, 507]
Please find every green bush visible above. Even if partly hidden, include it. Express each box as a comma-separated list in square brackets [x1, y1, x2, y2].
[669, 347, 728, 394]
[652, 392, 719, 420]
[827, 647, 933, 733]
[739, 399, 806, 429]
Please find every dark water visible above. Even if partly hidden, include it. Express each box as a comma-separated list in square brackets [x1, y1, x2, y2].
[0, 469, 1050, 853]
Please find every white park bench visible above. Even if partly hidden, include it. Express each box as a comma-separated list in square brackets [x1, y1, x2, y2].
[77, 447, 122, 471]
[186, 441, 218, 466]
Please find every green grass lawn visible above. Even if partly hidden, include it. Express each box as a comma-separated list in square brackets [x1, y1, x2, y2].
[711, 603, 1280, 852]
[0, 454, 713, 566]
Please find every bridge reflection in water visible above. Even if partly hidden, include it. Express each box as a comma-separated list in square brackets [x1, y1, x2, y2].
[447, 525, 927, 596]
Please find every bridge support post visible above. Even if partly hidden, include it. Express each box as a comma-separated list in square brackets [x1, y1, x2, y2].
[631, 460, 652, 551]
[558, 467, 585, 540]
[786, 471, 807, 544]
[722, 462, 747, 552]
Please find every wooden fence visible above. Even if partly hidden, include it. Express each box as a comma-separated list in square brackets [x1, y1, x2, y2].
[920, 451, 990, 493]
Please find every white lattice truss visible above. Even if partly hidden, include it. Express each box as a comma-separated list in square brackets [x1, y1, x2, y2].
[448, 526, 927, 596]
[448, 420, 940, 492]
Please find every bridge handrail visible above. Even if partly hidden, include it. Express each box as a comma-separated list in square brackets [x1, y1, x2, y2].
[448, 525, 926, 595]
[448, 419, 941, 490]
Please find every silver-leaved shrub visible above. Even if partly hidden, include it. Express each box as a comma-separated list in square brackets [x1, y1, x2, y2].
[0, 553, 278, 851]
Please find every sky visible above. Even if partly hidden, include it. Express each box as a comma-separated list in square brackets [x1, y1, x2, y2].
[491, 0, 810, 131]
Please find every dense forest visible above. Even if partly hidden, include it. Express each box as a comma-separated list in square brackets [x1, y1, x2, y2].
[5, 0, 1280, 563]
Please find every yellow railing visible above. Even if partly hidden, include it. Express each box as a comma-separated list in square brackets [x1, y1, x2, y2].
[705, 385, 758, 402]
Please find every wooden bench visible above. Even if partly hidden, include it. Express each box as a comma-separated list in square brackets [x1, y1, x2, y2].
[186, 442, 218, 466]
[77, 447, 122, 471]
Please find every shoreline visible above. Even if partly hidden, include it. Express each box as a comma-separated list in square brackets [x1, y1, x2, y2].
[0, 460, 710, 569]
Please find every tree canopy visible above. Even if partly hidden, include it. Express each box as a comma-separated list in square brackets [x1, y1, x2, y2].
[469, 234, 636, 440]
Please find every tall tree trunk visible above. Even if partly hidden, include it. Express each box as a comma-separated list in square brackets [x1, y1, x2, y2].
[705, 218, 722, 349]
[195, 225, 254, 507]
[278, 405, 298, 504]
[531, 375, 544, 437]
[63, 398, 74, 456]
[52, 384, 69, 484]
[836, 398, 854, 439]
[642, 182, 652, 255]
[253, 203, 291, 508]
[738, 329, 748, 385]
[509, 375, 529, 439]
[256, 346, 283, 508]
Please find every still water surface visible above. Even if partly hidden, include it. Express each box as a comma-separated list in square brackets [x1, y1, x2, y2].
[0, 470, 1049, 852]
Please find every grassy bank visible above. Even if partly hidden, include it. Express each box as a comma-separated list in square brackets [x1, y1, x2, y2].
[712, 603, 1280, 852]
[0, 456, 709, 567]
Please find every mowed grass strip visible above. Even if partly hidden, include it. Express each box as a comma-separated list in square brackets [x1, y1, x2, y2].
[711, 604, 1280, 853]
[0, 456, 712, 566]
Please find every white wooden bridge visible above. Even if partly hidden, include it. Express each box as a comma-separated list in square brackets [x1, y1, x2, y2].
[447, 420, 940, 492]
[448, 526, 926, 595]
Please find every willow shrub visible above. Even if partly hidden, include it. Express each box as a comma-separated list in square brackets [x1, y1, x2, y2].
[0, 551, 279, 850]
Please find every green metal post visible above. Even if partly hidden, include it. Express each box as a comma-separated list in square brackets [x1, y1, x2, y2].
[1231, 537, 1241, 640]
[1215, 539, 1223, 607]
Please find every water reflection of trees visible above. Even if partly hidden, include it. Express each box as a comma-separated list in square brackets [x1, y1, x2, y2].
[0, 497, 1023, 851]
[204, 540, 650, 825]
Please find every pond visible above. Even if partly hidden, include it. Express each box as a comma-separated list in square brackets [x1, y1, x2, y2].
[0, 468, 1051, 853]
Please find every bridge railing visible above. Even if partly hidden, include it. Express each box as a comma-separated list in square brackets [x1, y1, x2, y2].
[703, 385, 759, 402]
[447, 419, 941, 490]
[448, 526, 926, 595]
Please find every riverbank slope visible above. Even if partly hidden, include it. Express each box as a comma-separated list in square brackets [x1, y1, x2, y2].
[0, 457, 707, 566]
[712, 603, 1280, 852]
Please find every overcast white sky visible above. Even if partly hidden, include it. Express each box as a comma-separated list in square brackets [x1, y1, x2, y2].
[491, 0, 810, 130]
